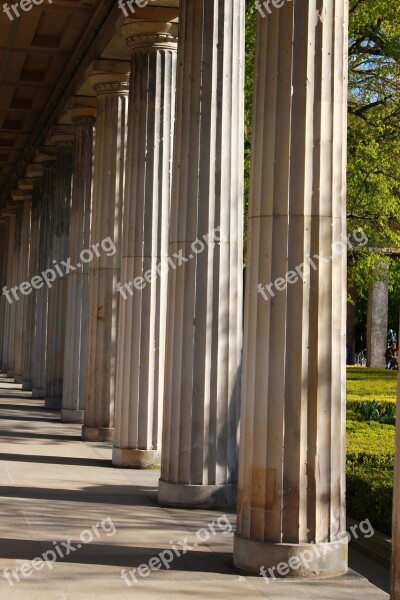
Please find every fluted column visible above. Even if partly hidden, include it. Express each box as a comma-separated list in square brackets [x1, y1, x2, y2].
[392, 380, 400, 598]
[32, 150, 56, 398]
[45, 130, 74, 409]
[22, 165, 43, 391]
[367, 268, 389, 368]
[11, 198, 24, 382]
[12, 189, 32, 384]
[113, 11, 178, 468]
[82, 62, 129, 442]
[62, 99, 96, 423]
[7, 204, 23, 378]
[0, 219, 9, 369]
[1, 212, 14, 374]
[158, 0, 244, 508]
[233, 1, 348, 577]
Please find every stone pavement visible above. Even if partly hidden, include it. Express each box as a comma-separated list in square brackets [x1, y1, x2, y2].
[0, 376, 390, 599]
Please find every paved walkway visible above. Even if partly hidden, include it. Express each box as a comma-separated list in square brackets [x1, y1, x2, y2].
[0, 375, 390, 599]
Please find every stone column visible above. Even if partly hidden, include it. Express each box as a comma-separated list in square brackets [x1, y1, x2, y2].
[392, 372, 400, 598]
[0, 219, 9, 369]
[82, 61, 129, 442]
[367, 268, 389, 368]
[8, 203, 24, 379]
[346, 282, 357, 365]
[12, 197, 24, 383]
[62, 98, 96, 423]
[158, 0, 244, 508]
[112, 11, 178, 468]
[233, 1, 349, 576]
[22, 165, 43, 391]
[32, 149, 56, 398]
[45, 129, 75, 409]
[12, 188, 32, 384]
[2, 210, 16, 376]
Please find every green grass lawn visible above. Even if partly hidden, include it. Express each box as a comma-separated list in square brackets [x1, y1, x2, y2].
[346, 367, 397, 536]
[347, 366, 398, 403]
[347, 420, 395, 460]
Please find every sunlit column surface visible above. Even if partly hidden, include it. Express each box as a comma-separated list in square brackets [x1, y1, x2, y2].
[62, 99, 96, 423]
[45, 129, 74, 409]
[234, 0, 349, 577]
[158, 0, 244, 508]
[22, 164, 44, 391]
[392, 374, 400, 598]
[82, 62, 129, 442]
[113, 10, 178, 468]
[32, 150, 56, 399]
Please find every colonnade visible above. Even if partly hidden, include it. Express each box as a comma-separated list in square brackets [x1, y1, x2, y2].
[2, 0, 395, 585]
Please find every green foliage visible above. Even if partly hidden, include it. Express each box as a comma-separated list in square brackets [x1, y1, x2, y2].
[346, 419, 395, 535]
[244, 1, 400, 291]
[244, 3, 257, 254]
[346, 420, 396, 456]
[347, 400, 397, 423]
[346, 366, 398, 402]
[348, 0, 400, 292]
[346, 465, 393, 536]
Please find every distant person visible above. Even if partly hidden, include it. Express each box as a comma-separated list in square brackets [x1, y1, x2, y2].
[385, 342, 398, 369]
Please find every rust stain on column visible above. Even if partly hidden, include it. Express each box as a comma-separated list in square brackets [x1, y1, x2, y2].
[251, 467, 276, 511]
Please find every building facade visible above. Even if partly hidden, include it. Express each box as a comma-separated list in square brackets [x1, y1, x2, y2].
[0, 0, 398, 591]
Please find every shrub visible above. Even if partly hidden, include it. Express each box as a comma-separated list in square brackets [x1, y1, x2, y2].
[346, 465, 393, 536]
[347, 400, 397, 424]
[346, 420, 396, 456]
[346, 420, 395, 536]
[346, 367, 397, 403]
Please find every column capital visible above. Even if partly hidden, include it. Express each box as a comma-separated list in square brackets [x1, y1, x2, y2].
[49, 125, 76, 148]
[85, 60, 130, 96]
[26, 163, 44, 179]
[35, 146, 57, 166]
[18, 178, 33, 192]
[122, 15, 178, 52]
[89, 76, 130, 96]
[11, 190, 31, 202]
[67, 96, 97, 125]
[1, 208, 16, 217]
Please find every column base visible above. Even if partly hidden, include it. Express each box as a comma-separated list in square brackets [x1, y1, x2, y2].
[7, 370, 15, 378]
[158, 479, 237, 509]
[22, 381, 32, 391]
[45, 397, 61, 410]
[61, 408, 84, 424]
[14, 374, 23, 384]
[32, 387, 46, 398]
[112, 447, 160, 468]
[82, 425, 114, 443]
[233, 533, 348, 578]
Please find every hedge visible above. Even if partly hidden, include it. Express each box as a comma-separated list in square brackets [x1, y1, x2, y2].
[347, 367, 397, 403]
[346, 420, 395, 536]
[347, 400, 396, 424]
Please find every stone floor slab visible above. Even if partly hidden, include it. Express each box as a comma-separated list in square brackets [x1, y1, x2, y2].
[0, 376, 390, 599]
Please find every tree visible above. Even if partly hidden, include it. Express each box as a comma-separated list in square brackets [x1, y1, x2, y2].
[346, 0, 400, 338]
[245, 1, 400, 305]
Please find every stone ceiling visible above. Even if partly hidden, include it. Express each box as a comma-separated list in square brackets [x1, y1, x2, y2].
[0, 0, 179, 207]
[0, 0, 124, 205]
